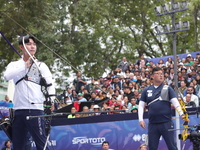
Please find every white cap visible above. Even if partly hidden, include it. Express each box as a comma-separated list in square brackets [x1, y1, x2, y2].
[187, 54, 192, 57]
[178, 62, 184, 66]
[94, 82, 99, 85]
[93, 105, 100, 109]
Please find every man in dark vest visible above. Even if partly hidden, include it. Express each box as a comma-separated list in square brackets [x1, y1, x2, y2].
[138, 67, 185, 150]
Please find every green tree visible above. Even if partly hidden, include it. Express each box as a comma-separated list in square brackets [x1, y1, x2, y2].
[0, 0, 199, 91]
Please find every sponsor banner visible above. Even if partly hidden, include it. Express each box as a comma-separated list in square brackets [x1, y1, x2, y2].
[0, 115, 198, 150]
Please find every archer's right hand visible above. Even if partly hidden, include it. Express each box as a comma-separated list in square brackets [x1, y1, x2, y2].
[139, 120, 146, 129]
[25, 57, 35, 68]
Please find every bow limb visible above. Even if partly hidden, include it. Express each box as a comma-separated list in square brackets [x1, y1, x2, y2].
[179, 99, 189, 141]
[0, 31, 21, 58]
[175, 86, 190, 141]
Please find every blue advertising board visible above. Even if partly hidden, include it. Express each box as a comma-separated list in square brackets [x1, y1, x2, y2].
[0, 112, 199, 150]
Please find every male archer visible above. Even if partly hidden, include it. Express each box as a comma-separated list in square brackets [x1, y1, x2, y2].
[138, 67, 185, 150]
[4, 35, 55, 150]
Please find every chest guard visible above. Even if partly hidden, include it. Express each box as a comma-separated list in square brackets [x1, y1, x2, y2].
[16, 62, 42, 85]
[148, 84, 169, 106]
[160, 85, 169, 101]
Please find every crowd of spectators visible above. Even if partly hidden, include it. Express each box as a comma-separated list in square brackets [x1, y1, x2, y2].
[55, 53, 200, 118]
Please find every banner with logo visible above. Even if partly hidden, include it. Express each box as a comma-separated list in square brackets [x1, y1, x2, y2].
[0, 114, 198, 150]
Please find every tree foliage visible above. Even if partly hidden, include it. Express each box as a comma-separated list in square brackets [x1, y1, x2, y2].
[0, 0, 199, 90]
